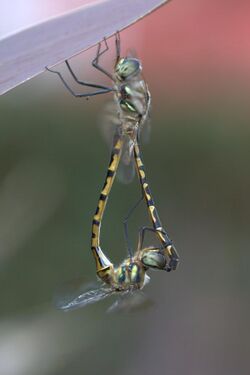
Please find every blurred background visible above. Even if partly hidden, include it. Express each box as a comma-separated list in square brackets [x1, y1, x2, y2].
[0, 1, 250, 374]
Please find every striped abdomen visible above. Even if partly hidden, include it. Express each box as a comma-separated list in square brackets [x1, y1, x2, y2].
[91, 134, 124, 280]
[133, 140, 179, 270]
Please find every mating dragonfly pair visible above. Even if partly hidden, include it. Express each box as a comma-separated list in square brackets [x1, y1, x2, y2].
[47, 32, 179, 311]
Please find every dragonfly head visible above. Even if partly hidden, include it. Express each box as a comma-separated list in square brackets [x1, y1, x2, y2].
[140, 247, 167, 271]
[115, 58, 142, 81]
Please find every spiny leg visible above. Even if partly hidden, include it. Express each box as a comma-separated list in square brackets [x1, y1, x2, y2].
[92, 38, 114, 81]
[64, 59, 113, 91]
[123, 188, 144, 259]
[48, 34, 119, 95]
[137, 226, 164, 252]
[46, 66, 113, 98]
[115, 31, 121, 63]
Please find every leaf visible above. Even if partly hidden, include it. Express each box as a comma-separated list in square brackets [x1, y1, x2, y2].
[0, 0, 171, 95]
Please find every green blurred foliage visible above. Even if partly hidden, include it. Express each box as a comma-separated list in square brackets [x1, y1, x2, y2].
[0, 69, 249, 375]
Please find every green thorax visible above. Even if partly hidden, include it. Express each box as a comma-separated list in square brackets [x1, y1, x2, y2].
[112, 259, 146, 291]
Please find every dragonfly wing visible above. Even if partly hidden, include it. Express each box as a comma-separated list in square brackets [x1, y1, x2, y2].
[139, 116, 151, 145]
[99, 101, 120, 148]
[126, 47, 138, 59]
[116, 135, 135, 184]
[54, 279, 114, 311]
[107, 290, 152, 313]
[99, 101, 150, 184]
[99, 110, 135, 184]
[59, 287, 114, 311]
[117, 115, 151, 184]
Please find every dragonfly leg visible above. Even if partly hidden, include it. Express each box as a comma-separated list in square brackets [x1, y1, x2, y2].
[64, 59, 114, 91]
[165, 243, 180, 272]
[151, 229, 179, 272]
[92, 38, 114, 81]
[137, 226, 160, 251]
[123, 188, 144, 258]
[115, 31, 121, 63]
[137, 226, 179, 272]
[45, 67, 113, 98]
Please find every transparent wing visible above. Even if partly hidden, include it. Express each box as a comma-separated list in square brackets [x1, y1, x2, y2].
[117, 117, 151, 184]
[117, 134, 135, 184]
[126, 47, 138, 59]
[126, 48, 138, 59]
[99, 101, 135, 184]
[139, 114, 151, 145]
[54, 279, 114, 311]
[99, 100, 150, 184]
[99, 101, 120, 147]
[107, 290, 153, 313]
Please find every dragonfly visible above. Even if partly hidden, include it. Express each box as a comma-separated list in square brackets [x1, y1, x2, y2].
[47, 32, 179, 310]
[55, 138, 173, 311]
[55, 131, 175, 312]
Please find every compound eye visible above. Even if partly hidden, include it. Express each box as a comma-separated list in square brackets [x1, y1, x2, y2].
[141, 251, 167, 270]
[116, 58, 141, 80]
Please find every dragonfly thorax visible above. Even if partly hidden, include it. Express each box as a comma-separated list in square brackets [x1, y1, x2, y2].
[106, 259, 147, 291]
[113, 55, 150, 124]
[114, 81, 150, 130]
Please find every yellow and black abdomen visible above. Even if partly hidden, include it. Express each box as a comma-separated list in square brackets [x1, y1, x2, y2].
[91, 134, 124, 280]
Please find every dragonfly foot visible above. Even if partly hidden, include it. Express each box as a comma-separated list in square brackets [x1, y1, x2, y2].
[166, 257, 179, 272]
